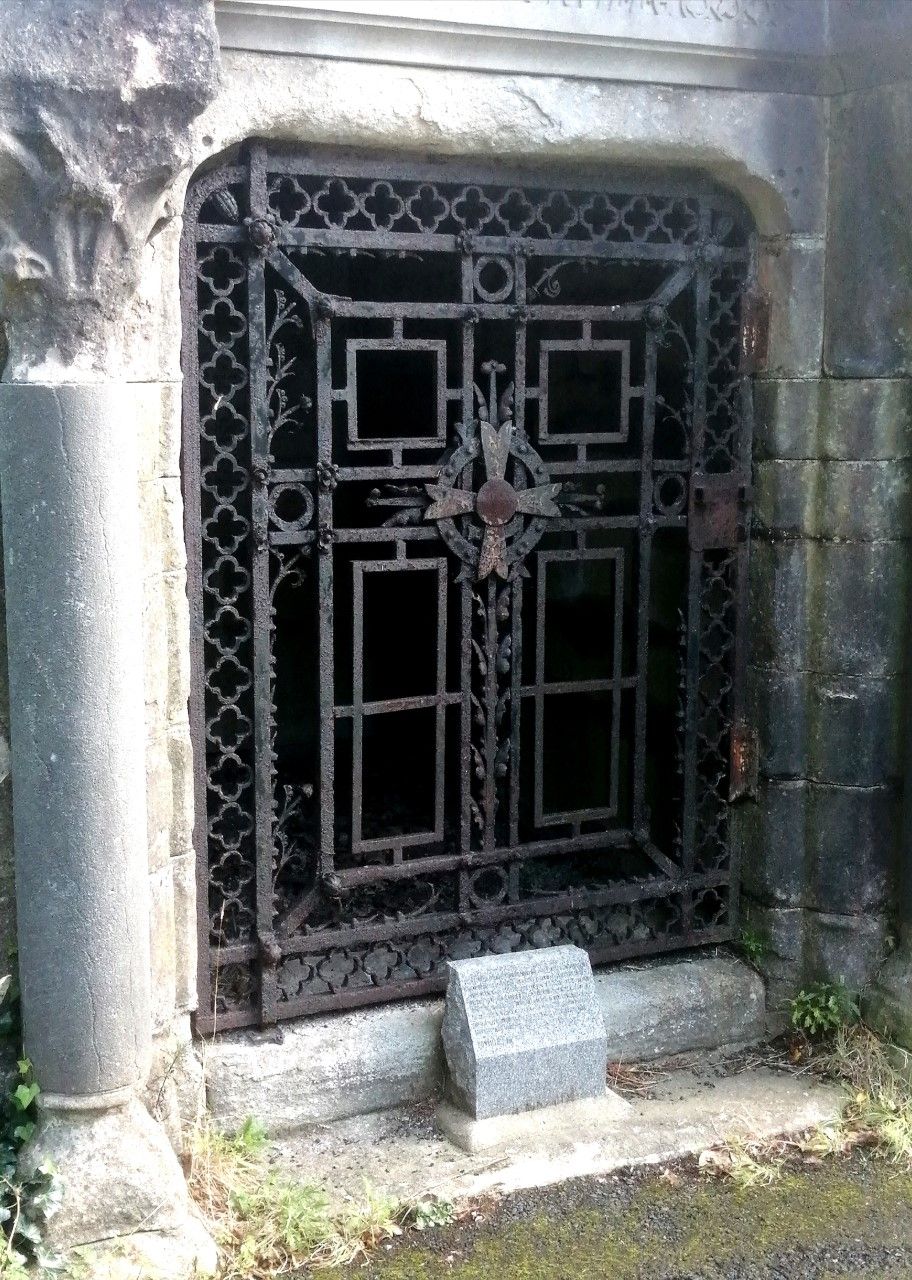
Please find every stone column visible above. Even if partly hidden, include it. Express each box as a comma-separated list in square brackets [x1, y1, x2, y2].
[0, 3, 220, 1273]
[0, 384, 151, 1102]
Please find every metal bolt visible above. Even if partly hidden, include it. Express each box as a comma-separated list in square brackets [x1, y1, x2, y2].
[244, 215, 276, 249]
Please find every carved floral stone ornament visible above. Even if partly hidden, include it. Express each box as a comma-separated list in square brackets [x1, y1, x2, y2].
[424, 360, 561, 580]
[0, 0, 219, 377]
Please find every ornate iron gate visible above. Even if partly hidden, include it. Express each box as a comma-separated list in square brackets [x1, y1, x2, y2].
[183, 146, 756, 1032]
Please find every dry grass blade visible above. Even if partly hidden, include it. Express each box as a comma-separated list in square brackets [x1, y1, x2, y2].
[698, 1135, 787, 1188]
[607, 1061, 668, 1098]
[828, 1025, 912, 1165]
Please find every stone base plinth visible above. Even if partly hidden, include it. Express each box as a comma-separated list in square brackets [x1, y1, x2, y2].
[207, 955, 766, 1136]
[20, 1099, 216, 1279]
[436, 1090, 632, 1155]
[864, 947, 912, 1051]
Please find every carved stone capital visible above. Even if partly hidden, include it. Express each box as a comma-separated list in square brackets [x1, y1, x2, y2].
[0, 0, 220, 380]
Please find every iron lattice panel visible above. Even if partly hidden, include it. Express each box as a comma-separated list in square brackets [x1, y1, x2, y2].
[182, 147, 755, 1030]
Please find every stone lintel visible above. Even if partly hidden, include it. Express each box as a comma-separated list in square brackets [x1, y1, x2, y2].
[213, 0, 912, 96]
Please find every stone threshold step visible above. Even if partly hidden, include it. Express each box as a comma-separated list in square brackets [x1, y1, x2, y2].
[204, 952, 765, 1138]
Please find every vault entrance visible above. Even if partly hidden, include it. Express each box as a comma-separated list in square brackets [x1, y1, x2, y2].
[182, 146, 755, 1031]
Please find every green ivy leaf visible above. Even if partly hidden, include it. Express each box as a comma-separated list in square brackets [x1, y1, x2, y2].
[12, 1083, 39, 1111]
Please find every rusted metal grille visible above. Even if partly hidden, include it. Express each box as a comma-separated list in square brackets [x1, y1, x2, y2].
[182, 146, 755, 1031]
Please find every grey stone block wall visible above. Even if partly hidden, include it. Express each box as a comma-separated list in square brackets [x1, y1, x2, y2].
[741, 370, 911, 1007]
[825, 82, 912, 379]
[0, 535, 15, 973]
[740, 73, 912, 1011]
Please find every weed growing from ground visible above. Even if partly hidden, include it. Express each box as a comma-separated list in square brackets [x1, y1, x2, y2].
[789, 982, 859, 1038]
[0, 973, 62, 1278]
[736, 927, 766, 969]
[408, 1197, 457, 1231]
[701, 1021, 912, 1191]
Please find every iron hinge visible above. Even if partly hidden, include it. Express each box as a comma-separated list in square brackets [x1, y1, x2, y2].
[741, 289, 770, 374]
[729, 720, 759, 802]
[688, 471, 751, 551]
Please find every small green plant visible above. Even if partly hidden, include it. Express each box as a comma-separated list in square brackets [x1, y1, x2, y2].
[737, 926, 766, 968]
[408, 1196, 457, 1231]
[790, 982, 859, 1038]
[0, 972, 62, 1277]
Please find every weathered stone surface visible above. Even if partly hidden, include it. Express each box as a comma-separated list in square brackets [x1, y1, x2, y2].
[739, 779, 806, 907]
[149, 864, 177, 1036]
[144, 570, 193, 729]
[753, 379, 819, 461]
[436, 1091, 630, 1156]
[754, 378, 912, 463]
[741, 780, 898, 915]
[206, 956, 766, 1135]
[171, 851, 198, 1015]
[0, 529, 15, 967]
[146, 1018, 204, 1154]
[140, 476, 187, 581]
[806, 678, 903, 787]
[817, 380, 912, 460]
[167, 725, 196, 860]
[809, 543, 908, 677]
[596, 954, 765, 1061]
[208, 999, 446, 1136]
[805, 911, 889, 992]
[199, 52, 827, 237]
[146, 732, 175, 874]
[0, 383, 151, 1098]
[753, 460, 912, 540]
[756, 236, 824, 379]
[749, 667, 806, 778]
[217, 0, 889, 97]
[751, 671, 902, 786]
[122, 214, 184, 383]
[0, 0, 220, 378]
[441, 947, 607, 1121]
[741, 901, 805, 1019]
[21, 1100, 216, 1276]
[865, 947, 912, 1051]
[748, 540, 810, 672]
[136, 380, 182, 485]
[825, 81, 912, 377]
[804, 783, 899, 915]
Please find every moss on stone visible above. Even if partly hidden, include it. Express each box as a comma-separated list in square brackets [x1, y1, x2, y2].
[331, 1161, 912, 1279]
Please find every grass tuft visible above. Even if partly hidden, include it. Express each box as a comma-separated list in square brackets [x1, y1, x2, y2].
[188, 1116, 406, 1277]
[827, 1024, 912, 1165]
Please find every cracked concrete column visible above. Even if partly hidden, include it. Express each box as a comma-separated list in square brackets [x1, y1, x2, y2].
[0, 383, 151, 1101]
[0, 2, 220, 1272]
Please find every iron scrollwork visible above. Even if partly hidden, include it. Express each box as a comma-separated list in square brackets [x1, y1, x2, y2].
[183, 147, 755, 1030]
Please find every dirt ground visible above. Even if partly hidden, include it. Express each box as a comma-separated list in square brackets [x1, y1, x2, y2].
[322, 1151, 912, 1279]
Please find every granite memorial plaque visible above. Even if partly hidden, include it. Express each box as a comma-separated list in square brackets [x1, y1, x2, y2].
[441, 945, 608, 1120]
